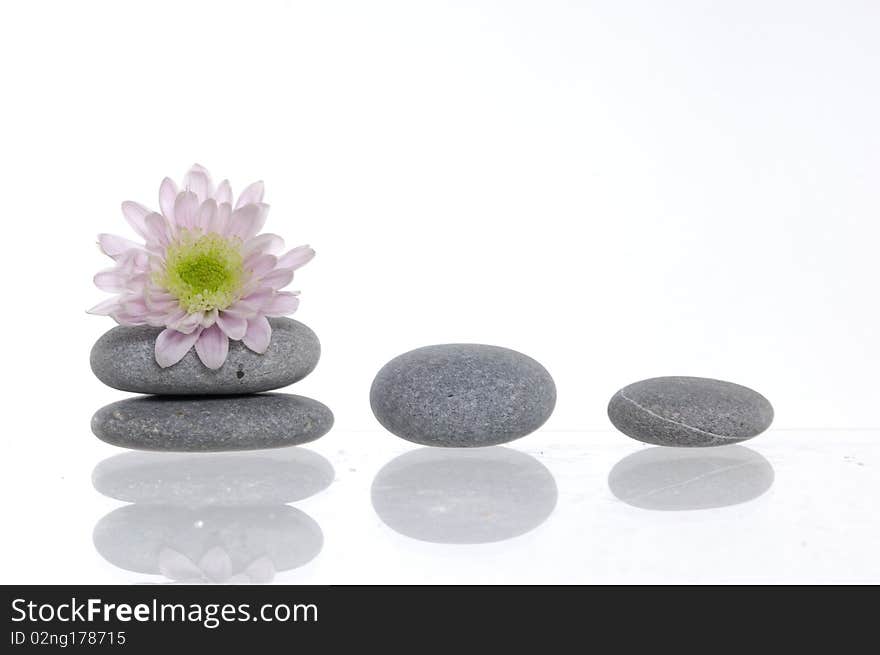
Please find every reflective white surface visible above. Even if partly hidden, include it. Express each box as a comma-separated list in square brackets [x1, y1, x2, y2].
[3, 429, 877, 584]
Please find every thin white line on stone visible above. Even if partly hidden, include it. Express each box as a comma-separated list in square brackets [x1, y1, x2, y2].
[618, 391, 742, 441]
[621, 460, 756, 502]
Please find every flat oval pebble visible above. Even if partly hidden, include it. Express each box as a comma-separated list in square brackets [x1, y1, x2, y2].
[91, 393, 334, 452]
[607, 376, 774, 447]
[93, 505, 323, 581]
[371, 447, 558, 543]
[370, 344, 556, 447]
[92, 449, 334, 506]
[90, 317, 320, 395]
[608, 445, 775, 510]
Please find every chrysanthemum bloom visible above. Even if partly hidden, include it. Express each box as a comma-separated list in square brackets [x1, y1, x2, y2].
[89, 164, 314, 370]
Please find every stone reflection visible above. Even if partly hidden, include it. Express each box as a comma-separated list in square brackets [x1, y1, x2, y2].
[372, 447, 557, 544]
[608, 445, 774, 511]
[92, 448, 333, 583]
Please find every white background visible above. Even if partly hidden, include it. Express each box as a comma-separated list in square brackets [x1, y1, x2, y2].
[1, 1, 878, 584]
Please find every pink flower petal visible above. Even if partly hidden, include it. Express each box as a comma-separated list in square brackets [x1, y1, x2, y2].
[158, 548, 202, 582]
[98, 233, 141, 260]
[94, 269, 127, 292]
[87, 297, 121, 315]
[171, 311, 204, 334]
[242, 233, 285, 258]
[217, 312, 248, 340]
[277, 245, 315, 270]
[220, 300, 259, 320]
[159, 177, 178, 220]
[121, 201, 152, 239]
[201, 308, 218, 328]
[184, 164, 213, 203]
[264, 291, 300, 316]
[173, 191, 199, 230]
[242, 315, 272, 353]
[259, 267, 294, 290]
[214, 179, 232, 205]
[210, 202, 232, 235]
[235, 180, 265, 209]
[228, 203, 269, 241]
[197, 199, 217, 232]
[144, 213, 172, 247]
[194, 324, 229, 369]
[155, 327, 202, 368]
[245, 254, 277, 278]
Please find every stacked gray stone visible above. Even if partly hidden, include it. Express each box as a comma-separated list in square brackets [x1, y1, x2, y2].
[90, 318, 333, 451]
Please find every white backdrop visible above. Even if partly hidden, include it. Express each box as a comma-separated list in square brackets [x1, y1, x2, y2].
[4, 0, 878, 433]
[1, 0, 879, 585]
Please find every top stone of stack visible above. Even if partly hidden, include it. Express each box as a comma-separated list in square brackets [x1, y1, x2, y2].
[90, 317, 320, 395]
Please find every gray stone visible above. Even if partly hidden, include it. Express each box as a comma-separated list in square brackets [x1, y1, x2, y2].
[607, 376, 774, 447]
[370, 344, 556, 447]
[91, 393, 334, 452]
[90, 318, 320, 395]
[608, 445, 775, 510]
[92, 449, 334, 506]
[371, 447, 557, 543]
[93, 505, 323, 581]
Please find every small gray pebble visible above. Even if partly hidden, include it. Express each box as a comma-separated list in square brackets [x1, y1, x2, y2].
[91, 394, 334, 452]
[92, 448, 334, 506]
[370, 344, 556, 447]
[608, 376, 774, 447]
[90, 317, 320, 395]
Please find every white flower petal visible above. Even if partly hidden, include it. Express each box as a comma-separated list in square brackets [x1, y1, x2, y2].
[184, 164, 213, 203]
[121, 201, 152, 239]
[214, 179, 232, 205]
[173, 191, 199, 230]
[242, 233, 285, 258]
[245, 254, 277, 278]
[87, 297, 121, 315]
[98, 233, 141, 260]
[235, 180, 264, 209]
[159, 177, 178, 220]
[228, 203, 269, 241]
[93, 269, 127, 292]
[197, 199, 217, 232]
[264, 291, 300, 316]
[259, 267, 294, 290]
[210, 202, 232, 235]
[144, 213, 172, 247]
[277, 245, 315, 270]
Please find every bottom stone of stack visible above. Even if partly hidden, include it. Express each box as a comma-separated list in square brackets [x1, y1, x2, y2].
[91, 393, 334, 452]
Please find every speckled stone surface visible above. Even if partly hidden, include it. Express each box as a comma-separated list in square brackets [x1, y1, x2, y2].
[607, 376, 774, 447]
[91, 394, 334, 452]
[90, 317, 320, 395]
[370, 344, 556, 447]
[93, 505, 323, 581]
[608, 445, 775, 510]
[92, 449, 334, 506]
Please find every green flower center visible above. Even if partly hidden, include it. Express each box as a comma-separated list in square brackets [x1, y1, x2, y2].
[158, 231, 246, 313]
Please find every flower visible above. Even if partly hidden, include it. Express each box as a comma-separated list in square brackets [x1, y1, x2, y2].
[89, 164, 314, 369]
